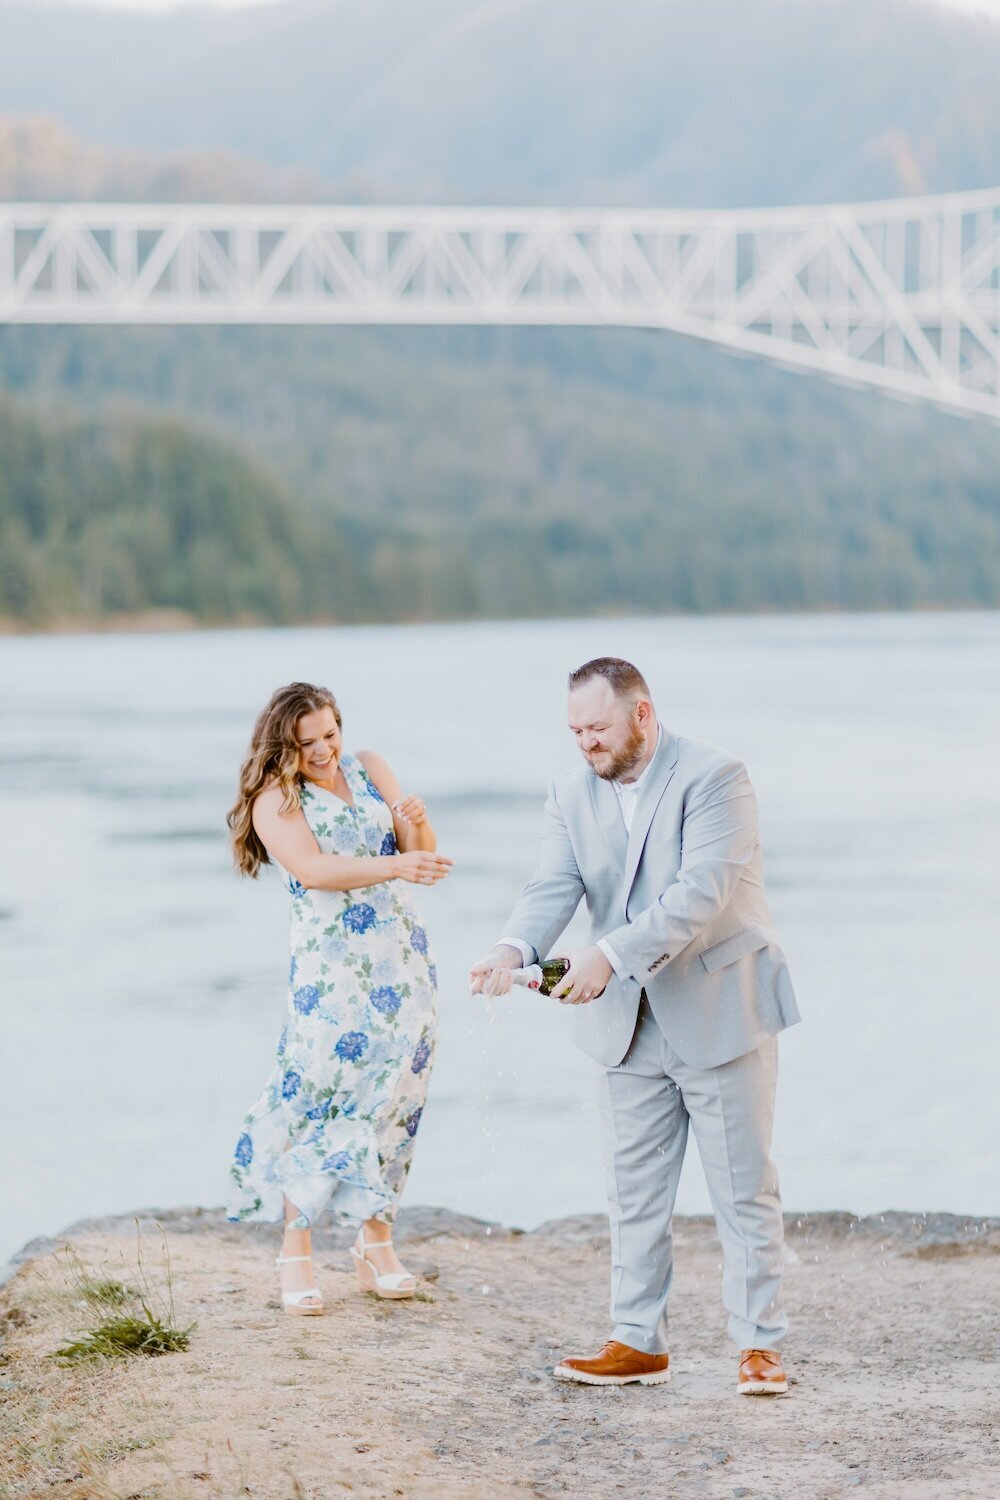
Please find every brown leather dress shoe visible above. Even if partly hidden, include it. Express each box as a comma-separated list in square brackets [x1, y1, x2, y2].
[737, 1347, 788, 1395]
[554, 1340, 670, 1386]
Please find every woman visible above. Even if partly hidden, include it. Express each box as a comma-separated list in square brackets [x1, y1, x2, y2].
[226, 682, 452, 1314]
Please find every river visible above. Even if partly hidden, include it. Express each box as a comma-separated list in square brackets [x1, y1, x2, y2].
[1, 611, 998, 1264]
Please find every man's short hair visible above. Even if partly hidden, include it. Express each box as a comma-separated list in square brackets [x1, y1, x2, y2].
[568, 657, 651, 702]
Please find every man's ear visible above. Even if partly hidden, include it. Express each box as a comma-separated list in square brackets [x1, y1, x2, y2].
[635, 697, 654, 726]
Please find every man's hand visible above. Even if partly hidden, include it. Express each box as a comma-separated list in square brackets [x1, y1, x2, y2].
[469, 944, 523, 997]
[550, 945, 613, 1006]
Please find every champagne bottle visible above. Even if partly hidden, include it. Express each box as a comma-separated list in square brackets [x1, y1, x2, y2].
[537, 957, 571, 994]
[510, 957, 571, 995]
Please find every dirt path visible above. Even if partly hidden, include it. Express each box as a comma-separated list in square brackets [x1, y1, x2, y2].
[1, 1208, 997, 1499]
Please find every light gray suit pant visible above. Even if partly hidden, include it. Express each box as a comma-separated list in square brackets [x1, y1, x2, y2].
[595, 996, 787, 1354]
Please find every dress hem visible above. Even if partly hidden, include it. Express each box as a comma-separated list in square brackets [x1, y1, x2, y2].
[227, 1163, 395, 1230]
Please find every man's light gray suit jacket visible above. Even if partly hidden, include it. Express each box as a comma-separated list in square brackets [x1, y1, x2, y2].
[505, 727, 800, 1070]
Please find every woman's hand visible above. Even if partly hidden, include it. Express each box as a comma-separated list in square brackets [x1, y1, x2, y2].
[394, 850, 454, 885]
[356, 753, 437, 853]
[392, 793, 429, 827]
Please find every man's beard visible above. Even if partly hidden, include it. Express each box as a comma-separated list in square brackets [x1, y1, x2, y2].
[591, 719, 647, 782]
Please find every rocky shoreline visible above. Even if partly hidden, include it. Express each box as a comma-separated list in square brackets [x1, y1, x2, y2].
[7, 1201, 999, 1280]
[2, 1205, 998, 1499]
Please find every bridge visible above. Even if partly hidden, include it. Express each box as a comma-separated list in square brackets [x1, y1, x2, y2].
[1, 189, 999, 420]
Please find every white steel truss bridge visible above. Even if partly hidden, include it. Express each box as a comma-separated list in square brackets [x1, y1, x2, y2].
[2, 189, 1000, 420]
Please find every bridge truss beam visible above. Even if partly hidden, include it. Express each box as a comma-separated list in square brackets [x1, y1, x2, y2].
[1, 191, 999, 420]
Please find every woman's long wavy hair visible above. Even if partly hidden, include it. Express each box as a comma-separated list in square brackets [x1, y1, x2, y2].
[228, 681, 342, 878]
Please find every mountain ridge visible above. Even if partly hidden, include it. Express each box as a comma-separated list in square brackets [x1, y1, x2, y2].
[2, 1, 1000, 631]
[1, 0, 1000, 207]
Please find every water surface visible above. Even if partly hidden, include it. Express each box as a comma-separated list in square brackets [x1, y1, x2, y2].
[2, 612, 997, 1263]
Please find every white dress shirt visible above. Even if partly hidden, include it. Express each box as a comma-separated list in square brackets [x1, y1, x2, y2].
[500, 728, 662, 980]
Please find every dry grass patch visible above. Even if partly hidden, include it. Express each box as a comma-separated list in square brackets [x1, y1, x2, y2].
[0, 1233, 191, 1500]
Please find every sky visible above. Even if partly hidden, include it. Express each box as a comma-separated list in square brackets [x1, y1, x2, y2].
[11, 0, 1000, 14]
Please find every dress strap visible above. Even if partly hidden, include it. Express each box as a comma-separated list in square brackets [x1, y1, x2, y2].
[347, 752, 378, 799]
[339, 751, 362, 794]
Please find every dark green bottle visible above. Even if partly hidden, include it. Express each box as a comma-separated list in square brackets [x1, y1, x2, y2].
[510, 957, 572, 994]
[536, 958, 571, 995]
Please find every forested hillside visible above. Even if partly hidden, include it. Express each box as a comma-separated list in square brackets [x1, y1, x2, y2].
[3, 327, 1000, 630]
[0, 116, 339, 204]
[0, 395, 356, 627]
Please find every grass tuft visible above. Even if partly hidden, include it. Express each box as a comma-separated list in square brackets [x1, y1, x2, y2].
[51, 1223, 195, 1365]
[80, 1277, 132, 1310]
[54, 1311, 192, 1362]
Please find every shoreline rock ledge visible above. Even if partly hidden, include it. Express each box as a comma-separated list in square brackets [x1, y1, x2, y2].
[7, 1201, 1000, 1280]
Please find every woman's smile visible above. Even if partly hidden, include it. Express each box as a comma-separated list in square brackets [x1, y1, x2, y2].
[295, 706, 343, 780]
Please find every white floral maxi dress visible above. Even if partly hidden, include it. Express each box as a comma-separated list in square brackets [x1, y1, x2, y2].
[227, 753, 437, 1228]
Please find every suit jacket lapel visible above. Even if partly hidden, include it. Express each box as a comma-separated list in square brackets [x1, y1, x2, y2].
[588, 771, 628, 868]
[623, 728, 679, 898]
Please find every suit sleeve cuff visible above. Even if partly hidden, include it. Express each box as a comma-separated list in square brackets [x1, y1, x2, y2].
[498, 937, 535, 965]
[597, 937, 629, 979]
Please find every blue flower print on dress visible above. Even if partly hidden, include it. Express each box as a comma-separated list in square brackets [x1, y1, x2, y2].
[334, 1030, 369, 1062]
[226, 751, 437, 1231]
[380, 830, 397, 856]
[305, 1099, 334, 1121]
[362, 1037, 393, 1070]
[370, 985, 402, 1018]
[367, 886, 395, 921]
[428, 964, 438, 990]
[320, 930, 348, 961]
[342, 903, 377, 935]
[293, 984, 320, 1015]
[410, 926, 429, 956]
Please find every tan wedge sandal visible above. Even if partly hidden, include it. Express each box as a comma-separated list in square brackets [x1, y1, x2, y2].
[350, 1234, 416, 1300]
[275, 1252, 324, 1316]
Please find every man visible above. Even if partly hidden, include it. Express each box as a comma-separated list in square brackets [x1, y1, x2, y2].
[470, 657, 799, 1396]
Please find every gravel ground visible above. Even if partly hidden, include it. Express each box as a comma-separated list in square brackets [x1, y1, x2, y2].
[1, 1206, 997, 1499]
